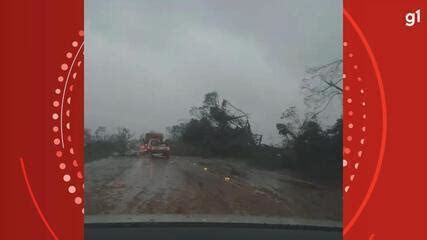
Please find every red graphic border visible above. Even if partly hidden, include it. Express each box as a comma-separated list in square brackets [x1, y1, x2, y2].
[1, 1, 425, 239]
[20, 157, 59, 240]
[343, 8, 388, 236]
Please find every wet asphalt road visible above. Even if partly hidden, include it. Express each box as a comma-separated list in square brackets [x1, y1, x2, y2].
[85, 155, 341, 221]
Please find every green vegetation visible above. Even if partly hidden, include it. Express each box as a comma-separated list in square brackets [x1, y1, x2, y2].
[85, 60, 343, 181]
[167, 92, 256, 157]
[167, 92, 342, 180]
[84, 127, 135, 162]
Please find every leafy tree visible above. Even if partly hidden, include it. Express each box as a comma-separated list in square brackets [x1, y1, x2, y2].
[94, 126, 107, 141]
[110, 127, 133, 154]
[166, 122, 187, 142]
[276, 106, 300, 144]
[169, 92, 256, 157]
[276, 106, 342, 180]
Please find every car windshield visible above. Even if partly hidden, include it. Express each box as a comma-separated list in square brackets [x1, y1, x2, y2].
[84, 0, 343, 231]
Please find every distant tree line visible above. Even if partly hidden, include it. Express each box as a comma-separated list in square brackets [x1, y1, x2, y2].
[84, 60, 342, 181]
[166, 92, 342, 180]
[166, 59, 343, 180]
[84, 127, 136, 162]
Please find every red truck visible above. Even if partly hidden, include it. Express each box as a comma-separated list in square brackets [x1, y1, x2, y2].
[140, 132, 170, 159]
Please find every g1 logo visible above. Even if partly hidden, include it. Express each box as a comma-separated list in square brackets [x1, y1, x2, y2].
[405, 9, 421, 27]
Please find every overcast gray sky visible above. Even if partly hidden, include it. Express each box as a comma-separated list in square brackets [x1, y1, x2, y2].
[85, 0, 342, 144]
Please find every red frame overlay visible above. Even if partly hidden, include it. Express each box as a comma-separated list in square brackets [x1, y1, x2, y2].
[0, 0, 425, 239]
[343, 1, 426, 239]
[1, 1, 84, 239]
